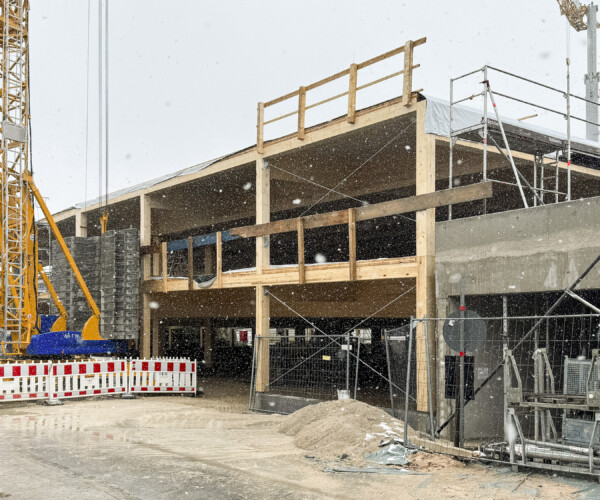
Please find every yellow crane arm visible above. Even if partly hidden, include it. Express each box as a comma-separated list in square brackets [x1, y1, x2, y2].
[37, 264, 68, 332]
[26, 174, 102, 340]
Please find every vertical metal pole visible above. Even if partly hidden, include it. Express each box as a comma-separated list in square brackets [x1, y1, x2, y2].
[459, 282, 465, 448]
[404, 317, 414, 445]
[586, 3, 599, 142]
[248, 336, 258, 410]
[502, 295, 509, 444]
[567, 56, 572, 201]
[424, 317, 435, 439]
[533, 295, 540, 441]
[449, 78, 453, 221]
[385, 328, 395, 414]
[354, 337, 361, 400]
[482, 66, 489, 215]
[533, 154, 538, 207]
[346, 329, 350, 393]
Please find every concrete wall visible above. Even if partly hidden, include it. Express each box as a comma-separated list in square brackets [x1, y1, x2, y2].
[436, 195, 600, 299]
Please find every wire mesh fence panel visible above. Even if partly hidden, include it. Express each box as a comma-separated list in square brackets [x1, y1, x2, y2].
[249, 335, 360, 409]
[404, 314, 600, 479]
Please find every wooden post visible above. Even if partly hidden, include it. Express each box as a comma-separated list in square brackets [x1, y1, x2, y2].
[415, 100, 436, 412]
[255, 155, 270, 392]
[161, 241, 168, 293]
[347, 63, 358, 123]
[75, 211, 87, 237]
[187, 236, 194, 290]
[297, 218, 305, 284]
[151, 236, 160, 277]
[348, 208, 356, 281]
[402, 40, 415, 106]
[257, 102, 264, 154]
[298, 86, 306, 140]
[140, 194, 152, 280]
[142, 293, 151, 359]
[216, 231, 223, 288]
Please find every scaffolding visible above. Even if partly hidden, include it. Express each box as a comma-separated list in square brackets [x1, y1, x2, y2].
[448, 65, 600, 219]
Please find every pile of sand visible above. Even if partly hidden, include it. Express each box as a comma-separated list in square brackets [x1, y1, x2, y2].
[278, 399, 405, 463]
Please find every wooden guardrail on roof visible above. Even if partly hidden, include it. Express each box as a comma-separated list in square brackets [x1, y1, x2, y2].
[256, 37, 427, 153]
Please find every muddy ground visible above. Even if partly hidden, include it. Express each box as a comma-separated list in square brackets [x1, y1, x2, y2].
[0, 378, 598, 499]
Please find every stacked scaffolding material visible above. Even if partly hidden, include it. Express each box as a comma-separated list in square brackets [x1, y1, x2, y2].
[50, 229, 139, 340]
[100, 229, 139, 340]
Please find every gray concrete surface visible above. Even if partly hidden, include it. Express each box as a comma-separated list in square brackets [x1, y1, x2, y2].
[436, 195, 600, 298]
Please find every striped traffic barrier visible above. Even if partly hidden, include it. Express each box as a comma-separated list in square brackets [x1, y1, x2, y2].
[49, 360, 128, 399]
[129, 359, 196, 394]
[0, 362, 49, 401]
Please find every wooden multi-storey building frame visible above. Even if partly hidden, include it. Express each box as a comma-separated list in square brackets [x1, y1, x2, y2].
[50, 38, 600, 412]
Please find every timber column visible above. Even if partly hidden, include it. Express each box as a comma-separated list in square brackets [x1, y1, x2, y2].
[255, 139, 270, 392]
[140, 194, 152, 359]
[415, 100, 436, 412]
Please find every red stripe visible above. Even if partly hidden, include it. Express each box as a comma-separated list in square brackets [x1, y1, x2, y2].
[0, 395, 5, 400]
[64, 365, 72, 375]
[79, 365, 87, 374]
[44, 393, 48, 397]
[0, 367, 3, 377]
[155, 362, 161, 371]
[29, 366, 37, 376]
[93, 363, 101, 373]
[13, 366, 21, 377]
[179, 363, 186, 372]
[459, 306, 466, 311]
[30, 393, 37, 398]
[108, 388, 115, 393]
[154, 387, 161, 392]
[192, 363, 196, 372]
[79, 391, 87, 396]
[141, 387, 148, 392]
[44, 366, 49, 375]
[167, 363, 174, 372]
[64, 392, 72, 397]
[94, 389, 101, 394]
[167, 387, 173, 392]
[179, 388, 185, 391]
[53, 366, 57, 376]
[107, 362, 115, 372]
[13, 394, 21, 399]
[142, 362, 148, 371]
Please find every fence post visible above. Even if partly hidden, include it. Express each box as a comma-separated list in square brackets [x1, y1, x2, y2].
[354, 337, 361, 400]
[404, 317, 414, 445]
[346, 329, 351, 393]
[187, 236, 194, 291]
[402, 40, 414, 106]
[424, 317, 435, 440]
[347, 63, 358, 123]
[161, 241, 168, 292]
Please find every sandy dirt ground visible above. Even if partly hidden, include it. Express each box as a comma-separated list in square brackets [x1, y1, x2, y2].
[0, 378, 598, 499]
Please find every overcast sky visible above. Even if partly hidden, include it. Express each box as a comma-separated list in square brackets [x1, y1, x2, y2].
[29, 0, 593, 214]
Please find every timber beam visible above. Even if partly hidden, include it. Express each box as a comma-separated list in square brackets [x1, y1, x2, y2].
[230, 182, 493, 239]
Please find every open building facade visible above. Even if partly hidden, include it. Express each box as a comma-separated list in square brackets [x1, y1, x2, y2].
[48, 39, 600, 449]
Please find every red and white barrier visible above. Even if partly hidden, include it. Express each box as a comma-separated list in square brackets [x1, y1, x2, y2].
[49, 360, 128, 399]
[0, 362, 49, 401]
[0, 357, 196, 402]
[129, 359, 196, 394]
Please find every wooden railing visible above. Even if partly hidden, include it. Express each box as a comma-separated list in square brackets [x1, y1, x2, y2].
[256, 37, 426, 153]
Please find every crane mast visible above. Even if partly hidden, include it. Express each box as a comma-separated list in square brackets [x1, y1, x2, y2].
[0, 0, 36, 355]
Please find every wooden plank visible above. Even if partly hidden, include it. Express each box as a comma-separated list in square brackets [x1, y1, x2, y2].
[257, 102, 265, 154]
[142, 294, 151, 359]
[265, 89, 300, 107]
[298, 86, 306, 140]
[161, 241, 168, 293]
[347, 63, 357, 124]
[297, 218, 305, 284]
[140, 195, 152, 280]
[187, 236, 194, 291]
[402, 40, 415, 106]
[231, 182, 493, 239]
[357, 37, 426, 70]
[348, 208, 356, 280]
[216, 231, 223, 288]
[144, 257, 419, 292]
[256, 157, 270, 272]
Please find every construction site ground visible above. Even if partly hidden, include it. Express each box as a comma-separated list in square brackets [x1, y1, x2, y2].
[0, 378, 598, 499]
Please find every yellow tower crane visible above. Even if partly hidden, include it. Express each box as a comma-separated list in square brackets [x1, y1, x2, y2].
[0, 1, 126, 356]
